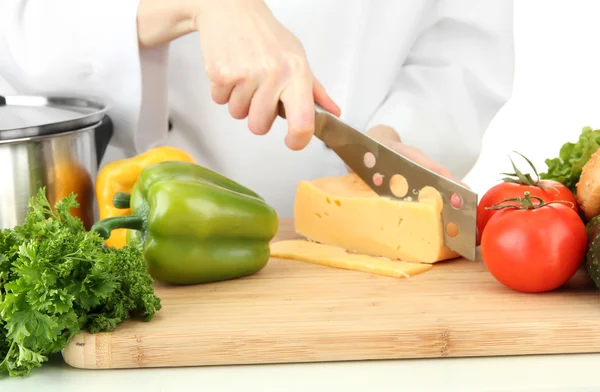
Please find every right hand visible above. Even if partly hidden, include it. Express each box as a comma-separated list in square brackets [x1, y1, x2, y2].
[194, 0, 341, 150]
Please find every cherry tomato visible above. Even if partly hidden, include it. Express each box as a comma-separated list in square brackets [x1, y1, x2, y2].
[480, 192, 587, 293]
[477, 153, 578, 242]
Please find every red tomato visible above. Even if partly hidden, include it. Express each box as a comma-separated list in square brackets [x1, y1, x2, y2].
[476, 152, 579, 243]
[477, 180, 578, 239]
[480, 193, 587, 293]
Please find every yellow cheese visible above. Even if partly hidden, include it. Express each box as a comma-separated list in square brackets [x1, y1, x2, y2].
[270, 240, 432, 278]
[293, 173, 459, 264]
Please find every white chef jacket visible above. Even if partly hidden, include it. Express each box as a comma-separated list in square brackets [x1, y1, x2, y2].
[0, 0, 514, 217]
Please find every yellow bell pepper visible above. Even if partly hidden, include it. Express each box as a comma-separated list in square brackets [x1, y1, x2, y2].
[95, 145, 195, 248]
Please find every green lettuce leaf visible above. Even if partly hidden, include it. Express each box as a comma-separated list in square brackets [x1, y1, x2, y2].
[540, 126, 600, 192]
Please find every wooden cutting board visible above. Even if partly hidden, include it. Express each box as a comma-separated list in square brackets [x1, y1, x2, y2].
[62, 219, 600, 370]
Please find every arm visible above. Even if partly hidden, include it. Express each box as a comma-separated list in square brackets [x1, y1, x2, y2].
[0, 0, 340, 155]
[366, 0, 514, 179]
[0, 0, 197, 156]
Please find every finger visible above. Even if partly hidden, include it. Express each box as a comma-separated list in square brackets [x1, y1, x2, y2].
[228, 79, 259, 120]
[390, 143, 432, 167]
[345, 142, 425, 174]
[210, 83, 234, 105]
[432, 165, 453, 179]
[205, 62, 244, 106]
[457, 180, 471, 189]
[279, 75, 315, 150]
[391, 142, 461, 181]
[247, 79, 280, 136]
[313, 76, 341, 117]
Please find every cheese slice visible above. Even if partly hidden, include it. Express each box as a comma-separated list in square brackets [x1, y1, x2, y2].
[293, 173, 459, 264]
[270, 239, 432, 278]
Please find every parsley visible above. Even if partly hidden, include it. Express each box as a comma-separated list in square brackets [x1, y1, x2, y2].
[0, 188, 161, 377]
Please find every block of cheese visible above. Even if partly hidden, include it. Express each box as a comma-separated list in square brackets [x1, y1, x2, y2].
[270, 240, 432, 278]
[293, 173, 459, 264]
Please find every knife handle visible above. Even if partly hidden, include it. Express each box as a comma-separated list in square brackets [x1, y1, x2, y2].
[277, 101, 328, 120]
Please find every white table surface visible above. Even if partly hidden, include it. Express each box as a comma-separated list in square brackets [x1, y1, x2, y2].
[3, 352, 600, 391]
[5, 1, 600, 390]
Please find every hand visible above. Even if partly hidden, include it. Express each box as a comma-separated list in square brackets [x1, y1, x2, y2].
[355, 125, 470, 188]
[194, 0, 341, 150]
[136, 0, 340, 149]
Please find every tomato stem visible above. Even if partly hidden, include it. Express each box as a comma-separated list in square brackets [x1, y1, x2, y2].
[485, 191, 576, 211]
[500, 151, 558, 192]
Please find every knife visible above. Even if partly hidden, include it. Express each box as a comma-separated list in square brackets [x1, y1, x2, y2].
[278, 103, 478, 261]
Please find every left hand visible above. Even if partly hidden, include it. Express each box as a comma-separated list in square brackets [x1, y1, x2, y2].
[365, 125, 475, 239]
[354, 125, 470, 188]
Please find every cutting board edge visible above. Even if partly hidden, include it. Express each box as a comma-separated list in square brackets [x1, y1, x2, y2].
[61, 341, 600, 370]
[62, 316, 600, 370]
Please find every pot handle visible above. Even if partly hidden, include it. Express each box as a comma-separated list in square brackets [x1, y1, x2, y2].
[94, 115, 113, 167]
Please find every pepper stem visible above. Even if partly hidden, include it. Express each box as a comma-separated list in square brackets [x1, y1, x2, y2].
[91, 216, 144, 239]
[113, 192, 131, 209]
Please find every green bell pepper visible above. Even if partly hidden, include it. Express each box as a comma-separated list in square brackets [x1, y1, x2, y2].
[91, 161, 279, 285]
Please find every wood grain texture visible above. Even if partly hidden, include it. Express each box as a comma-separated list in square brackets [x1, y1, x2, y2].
[62, 219, 600, 370]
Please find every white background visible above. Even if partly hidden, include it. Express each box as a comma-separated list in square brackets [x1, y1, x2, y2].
[463, 0, 600, 197]
[2, 1, 599, 199]
[3, 1, 600, 391]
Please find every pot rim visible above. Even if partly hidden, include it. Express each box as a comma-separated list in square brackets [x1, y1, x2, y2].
[0, 94, 110, 140]
[0, 120, 102, 145]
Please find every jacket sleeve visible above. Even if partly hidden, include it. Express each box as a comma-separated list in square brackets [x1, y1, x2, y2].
[0, 0, 170, 156]
[365, 0, 514, 179]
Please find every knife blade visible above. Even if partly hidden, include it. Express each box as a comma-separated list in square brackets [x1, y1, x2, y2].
[278, 103, 478, 261]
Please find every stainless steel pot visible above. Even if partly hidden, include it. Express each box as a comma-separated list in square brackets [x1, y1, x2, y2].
[0, 95, 113, 230]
